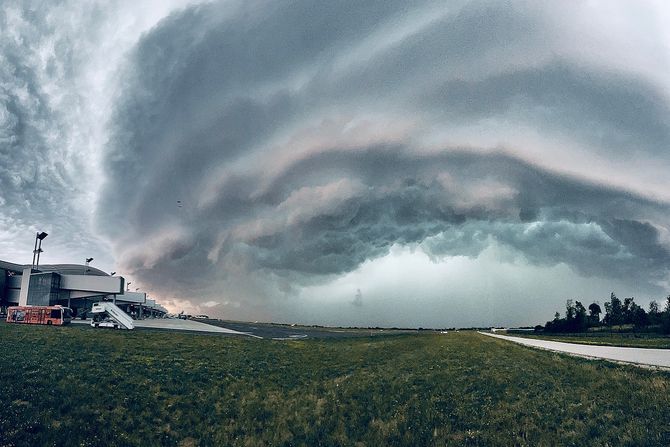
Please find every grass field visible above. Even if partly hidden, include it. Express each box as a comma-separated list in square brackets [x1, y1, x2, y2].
[510, 332, 670, 349]
[1, 323, 670, 446]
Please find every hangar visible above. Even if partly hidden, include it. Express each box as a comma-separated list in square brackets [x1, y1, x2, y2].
[0, 259, 167, 319]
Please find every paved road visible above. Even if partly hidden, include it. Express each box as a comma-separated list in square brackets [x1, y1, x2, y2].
[481, 332, 670, 368]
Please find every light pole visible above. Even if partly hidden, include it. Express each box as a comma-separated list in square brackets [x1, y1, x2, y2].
[31, 232, 48, 270]
[126, 282, 131, 292]
[85, 257, 94, 275]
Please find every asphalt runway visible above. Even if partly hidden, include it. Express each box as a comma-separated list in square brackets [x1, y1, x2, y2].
[481, 331, 670, 368]
[203, 319, 405, 339]
[134, 318, 251, 335]
[71, 318, 251, 336]
[71, 318, 406, 339]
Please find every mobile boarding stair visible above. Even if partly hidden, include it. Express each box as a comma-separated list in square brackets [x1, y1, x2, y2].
[90, 302, 135, 330]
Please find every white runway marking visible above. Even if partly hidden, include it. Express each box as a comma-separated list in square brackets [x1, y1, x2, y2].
[133, 319, 250, 334]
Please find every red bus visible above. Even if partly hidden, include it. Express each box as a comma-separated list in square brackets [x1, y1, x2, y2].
[6, 305, 73, 326]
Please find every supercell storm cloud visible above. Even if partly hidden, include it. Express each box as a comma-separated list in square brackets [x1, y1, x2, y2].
[2, 1, 670, 326]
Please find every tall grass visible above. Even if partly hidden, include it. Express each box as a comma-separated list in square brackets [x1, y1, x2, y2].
[1, 323, 669, 446]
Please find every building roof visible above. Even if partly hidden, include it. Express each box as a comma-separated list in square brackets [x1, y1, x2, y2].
[0, 260, 110, 276]
[0, 260, 23, 273]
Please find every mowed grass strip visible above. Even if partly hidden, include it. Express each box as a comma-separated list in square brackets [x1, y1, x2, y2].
[511, 332, 670, 349]
[1, 324, 669, 446]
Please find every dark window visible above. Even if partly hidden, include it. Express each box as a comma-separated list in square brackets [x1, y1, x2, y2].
[27, 273, 61, 306]
[50, 309, 61, 319]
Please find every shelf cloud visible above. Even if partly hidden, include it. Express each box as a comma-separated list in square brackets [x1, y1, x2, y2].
[3, 0, 670, 325]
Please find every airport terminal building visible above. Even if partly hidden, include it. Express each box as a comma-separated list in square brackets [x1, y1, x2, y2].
[0, 259, 167, 319]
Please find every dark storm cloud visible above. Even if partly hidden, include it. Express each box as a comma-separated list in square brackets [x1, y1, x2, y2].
[234, 149, 670, 282]
[95, 0, 670, 306]
[99, 0, 435, 237]
[428, 63, 670, 156]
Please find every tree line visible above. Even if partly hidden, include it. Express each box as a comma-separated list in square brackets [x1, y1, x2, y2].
[539, 293, 670, 333]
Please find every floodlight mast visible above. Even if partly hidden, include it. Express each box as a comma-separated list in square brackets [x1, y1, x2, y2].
[32, 231, 48, 270]
[31, 237, 38, 268]
[85, 257, 94, 275]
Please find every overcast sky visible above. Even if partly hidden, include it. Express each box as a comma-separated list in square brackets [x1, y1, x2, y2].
[2, 0, 670, 327]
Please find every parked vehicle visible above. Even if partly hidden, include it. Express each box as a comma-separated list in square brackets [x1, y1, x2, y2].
[90, 318, 120, 329]
[6, 305, 73, 326]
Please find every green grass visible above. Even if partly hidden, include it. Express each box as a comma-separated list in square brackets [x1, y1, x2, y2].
[1, 324, 670, 446]
[510, 332, 670, 349]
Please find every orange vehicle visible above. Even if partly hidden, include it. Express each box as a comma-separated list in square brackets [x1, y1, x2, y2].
[6, 305, 73, 326]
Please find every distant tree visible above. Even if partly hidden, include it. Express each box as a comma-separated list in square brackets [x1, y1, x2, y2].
[623, 297, 636, 324]
[588, 302, 602, 325]
[647, 300, 661, 326]
[540, 295, 665, 334]
[662, 295, 670, 334]
[574, 301, 588, 331]
[542, 301, 589, 333]
[544, 311, 564, 333]
[603, 302, 611, 324]
[604, 292, 623, 327]
[545, 311, 562, 332]
[630, 303, 647, 329]
[565, 300, 576, 322]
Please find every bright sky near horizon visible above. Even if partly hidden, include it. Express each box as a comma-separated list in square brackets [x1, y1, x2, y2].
[2, 1, 670, 327]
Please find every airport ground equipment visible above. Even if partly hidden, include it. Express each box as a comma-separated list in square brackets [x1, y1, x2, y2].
[90, 302, 134, 330]
[90, 319, 121, 329]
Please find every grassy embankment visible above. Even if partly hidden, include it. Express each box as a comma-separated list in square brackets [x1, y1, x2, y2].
[1, 323, 670, 446]
[508, 332, 670, 349]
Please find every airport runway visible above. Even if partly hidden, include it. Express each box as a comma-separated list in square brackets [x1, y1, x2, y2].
[134, 318, 253, 335]
[481, 332, 670, 368]
[202, 319, 402, 339]
[73, 318, 401, 339]
[72, 318, 253, 336]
